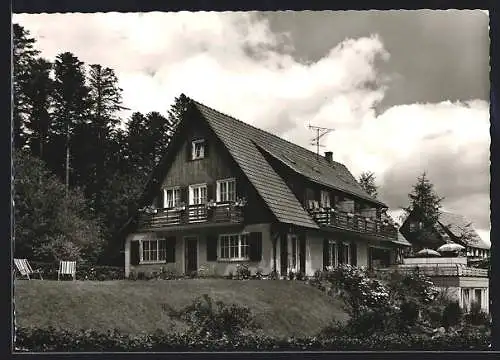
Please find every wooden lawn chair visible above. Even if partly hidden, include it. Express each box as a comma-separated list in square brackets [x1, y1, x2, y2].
[14, 258, 43, 280]
[58, 260, 76, 281]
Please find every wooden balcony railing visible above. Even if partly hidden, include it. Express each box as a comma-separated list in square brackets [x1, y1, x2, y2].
[391, 265, 489, 278]
[309, 208, 398, 240]
[138, 203, 244, 230]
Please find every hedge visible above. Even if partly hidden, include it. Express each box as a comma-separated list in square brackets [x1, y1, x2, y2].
[15, 326, 491, 352]
[27, 261, 124, 281]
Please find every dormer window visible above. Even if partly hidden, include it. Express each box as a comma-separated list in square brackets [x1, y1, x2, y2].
[191, 139, 205, 160]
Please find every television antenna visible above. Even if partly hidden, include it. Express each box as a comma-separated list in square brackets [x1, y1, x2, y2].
[309, 124, 334, 158]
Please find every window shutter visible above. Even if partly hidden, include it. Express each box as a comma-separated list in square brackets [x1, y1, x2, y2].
[204, 139, 209, 157]
[249, 232, 263, 262]
[350, 242, 357, 267]
[338, 243, 344, 265]
[280, 234, 288, 275]
[186, 141, 192, 161]
[166, 237, 176, 263]
[299, 234, 306, 273]
[207, 183, 215, 202]
[158, 188, 165, 209]
[323, 238, 329, 269]
[206, 234, 218, 261]
[130, 241, 140, 265]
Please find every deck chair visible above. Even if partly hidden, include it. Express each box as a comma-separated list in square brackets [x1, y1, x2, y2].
[58, 261, 76, 281]
[14, 258, 43, 280]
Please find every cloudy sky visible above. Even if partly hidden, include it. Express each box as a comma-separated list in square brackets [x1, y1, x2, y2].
[13, 10, 490, 244]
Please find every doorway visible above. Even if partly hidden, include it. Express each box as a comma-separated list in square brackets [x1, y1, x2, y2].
[184, 236, 198, 273]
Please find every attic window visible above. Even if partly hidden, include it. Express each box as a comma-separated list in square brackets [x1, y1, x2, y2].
[191, 139, 205, 160]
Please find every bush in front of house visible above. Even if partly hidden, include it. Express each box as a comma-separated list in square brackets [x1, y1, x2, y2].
[15, 324, 491, 352]
[464, 302, 490, 326]
[235, 263, 251, 280]
[161, 294, 260, 340]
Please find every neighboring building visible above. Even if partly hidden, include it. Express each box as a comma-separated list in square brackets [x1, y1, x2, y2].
[121, 97, 409, 278]
[400, 210, 490, 259]
[395, 256, 489, 313]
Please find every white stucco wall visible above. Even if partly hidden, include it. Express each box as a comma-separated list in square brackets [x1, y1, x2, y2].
[125, 224, 274, 277]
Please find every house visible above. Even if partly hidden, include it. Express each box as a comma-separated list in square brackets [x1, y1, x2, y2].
[399, 210, 490, 259]
[122, 97, 409, 278]
[395, 256, 489, 313]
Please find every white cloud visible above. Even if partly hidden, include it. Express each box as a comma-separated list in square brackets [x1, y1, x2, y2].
[13, 12, 490, 236]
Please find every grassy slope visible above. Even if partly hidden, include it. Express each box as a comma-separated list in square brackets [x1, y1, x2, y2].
[14, 279, 348, 337]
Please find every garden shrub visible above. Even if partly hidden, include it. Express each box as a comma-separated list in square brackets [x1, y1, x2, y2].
[158, 267, 181, 280]
[26, 261, 124, 281]
[15, 325, 491, 352]
[465, 302, 490, 326]
[235, 263, 251, 280]
[441, 301, 462, 329]
[399, 300, 420, 327]
[161, 294, 260, 340]
[197, 264, 219, 278]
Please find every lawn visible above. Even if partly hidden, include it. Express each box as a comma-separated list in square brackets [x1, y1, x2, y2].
[14, 279, 348, 337]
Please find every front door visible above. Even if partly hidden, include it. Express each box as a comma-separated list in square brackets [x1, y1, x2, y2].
[184, 237, 198, 273]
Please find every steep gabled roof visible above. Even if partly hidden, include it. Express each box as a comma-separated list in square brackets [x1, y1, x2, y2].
[192, 100, 386, 206]
[120, 96, 393, 237]
[192, 101, 318, 229]
[437, 211, 490, 249]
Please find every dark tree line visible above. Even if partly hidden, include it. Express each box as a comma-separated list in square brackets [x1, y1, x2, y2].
[13, 24, 188, 265]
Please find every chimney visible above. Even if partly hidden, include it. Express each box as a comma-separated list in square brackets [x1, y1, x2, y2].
[324, 151, 333, 163]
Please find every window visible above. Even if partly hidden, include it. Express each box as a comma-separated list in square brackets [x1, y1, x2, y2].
[219, 234, 249, 261]
[217, 178, 236, 202]
[338, 243, 350, 265]
[327, 240, 337, 267]
[164, 187, 181, 208]
[321, 190, 331, 208]
[462, 288, 471, 311]
[191, 139, 205, 160]
[189, 184, 207, 205]
[475, 289, 482, 307]
[141, 239, 166, 263]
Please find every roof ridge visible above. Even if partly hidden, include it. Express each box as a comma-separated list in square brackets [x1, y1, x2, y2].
[191, 99, 344, 167]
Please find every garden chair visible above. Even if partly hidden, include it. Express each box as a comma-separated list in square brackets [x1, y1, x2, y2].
[58, 260, 76, 281]
[14, 258, 43, 280]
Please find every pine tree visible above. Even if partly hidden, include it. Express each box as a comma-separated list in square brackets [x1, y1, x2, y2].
[13, 24, 40, 150]
[82, 64, 125, 210]
[24, 57, 53, 160]
[404, 172, 444, 226]
[403, 172, 444, 249]
[358, 171, 378, 199]
[50, 52, 91, 193]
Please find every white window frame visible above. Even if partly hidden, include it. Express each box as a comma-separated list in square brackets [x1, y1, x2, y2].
[140, 238, 167, 264]
[189, 183, 207, 205]
[327, 240, 337, 268]
[191, 139, 205, 160]
[321, 190, 331, 208]
[218, 233, 249, 261]
[216, 178, 236, 203]
[164, 187, 181, 209]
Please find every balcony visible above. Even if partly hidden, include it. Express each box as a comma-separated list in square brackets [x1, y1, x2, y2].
[309, 208, 398, 240]
[137, 203, 244, 230]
